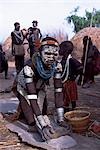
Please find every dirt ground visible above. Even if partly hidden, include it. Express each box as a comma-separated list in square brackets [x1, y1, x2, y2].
[0, 61, 100, 150]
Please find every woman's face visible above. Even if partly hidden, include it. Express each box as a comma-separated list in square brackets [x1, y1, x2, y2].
[28, 29, 33, 34]
[41, 45, 59, 66]
[15, 24, 20, 31]
[33, 22, 37, 27]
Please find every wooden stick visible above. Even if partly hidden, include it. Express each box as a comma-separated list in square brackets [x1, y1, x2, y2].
[0, 144, 20, 149]
[0, 141, 20, 145]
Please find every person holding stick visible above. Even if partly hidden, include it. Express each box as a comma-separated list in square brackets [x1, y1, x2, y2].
[80, 36, 100, 88]
[80, 8, 99, 87]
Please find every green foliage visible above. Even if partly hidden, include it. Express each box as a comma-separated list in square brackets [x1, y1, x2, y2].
[66, 8, 100, 33]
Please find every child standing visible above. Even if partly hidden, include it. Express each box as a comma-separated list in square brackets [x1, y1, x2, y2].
[59, 41, 83, 112]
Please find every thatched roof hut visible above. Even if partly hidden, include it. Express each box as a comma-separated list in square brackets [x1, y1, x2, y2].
[71, 27, 100, 61]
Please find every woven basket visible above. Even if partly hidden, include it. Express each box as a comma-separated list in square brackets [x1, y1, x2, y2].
[64, 110, 90, 133]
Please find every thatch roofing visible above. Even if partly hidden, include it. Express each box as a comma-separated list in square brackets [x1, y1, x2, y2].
[71, 27, 100, 61]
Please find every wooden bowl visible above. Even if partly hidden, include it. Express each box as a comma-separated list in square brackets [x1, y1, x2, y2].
[64, 110, 90, 133]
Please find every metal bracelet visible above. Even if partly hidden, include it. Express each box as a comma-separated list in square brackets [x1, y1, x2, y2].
[55, 88, 62, 93]
[27, 94, 37, 100]
[54, 73, 61, 79]
[57, 107, 64, 122]
[37, 115, 47, 128]
[25, 77, 33, 83]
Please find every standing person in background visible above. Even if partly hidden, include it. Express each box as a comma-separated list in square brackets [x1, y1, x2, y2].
[32, 20, 42, 40]
[59, 41, 83, 112]
[26, 27, 36, 58]
[32, 20, 42, 52]
[80, 36, 100, 88]
[0, 44, 8, 79]
[11, 22, 25, 74]
[26, 21, 42, 58]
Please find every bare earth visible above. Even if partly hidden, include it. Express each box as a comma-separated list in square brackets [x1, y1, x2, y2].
[0, 61, 100, 150]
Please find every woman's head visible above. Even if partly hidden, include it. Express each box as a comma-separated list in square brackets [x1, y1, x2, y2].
[39, 37, 59, 66]
[14, 22, 20, 31]
[28, 27, 33, 34]
[59, 41, 73, 56]
[32, 20, 38, 27]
